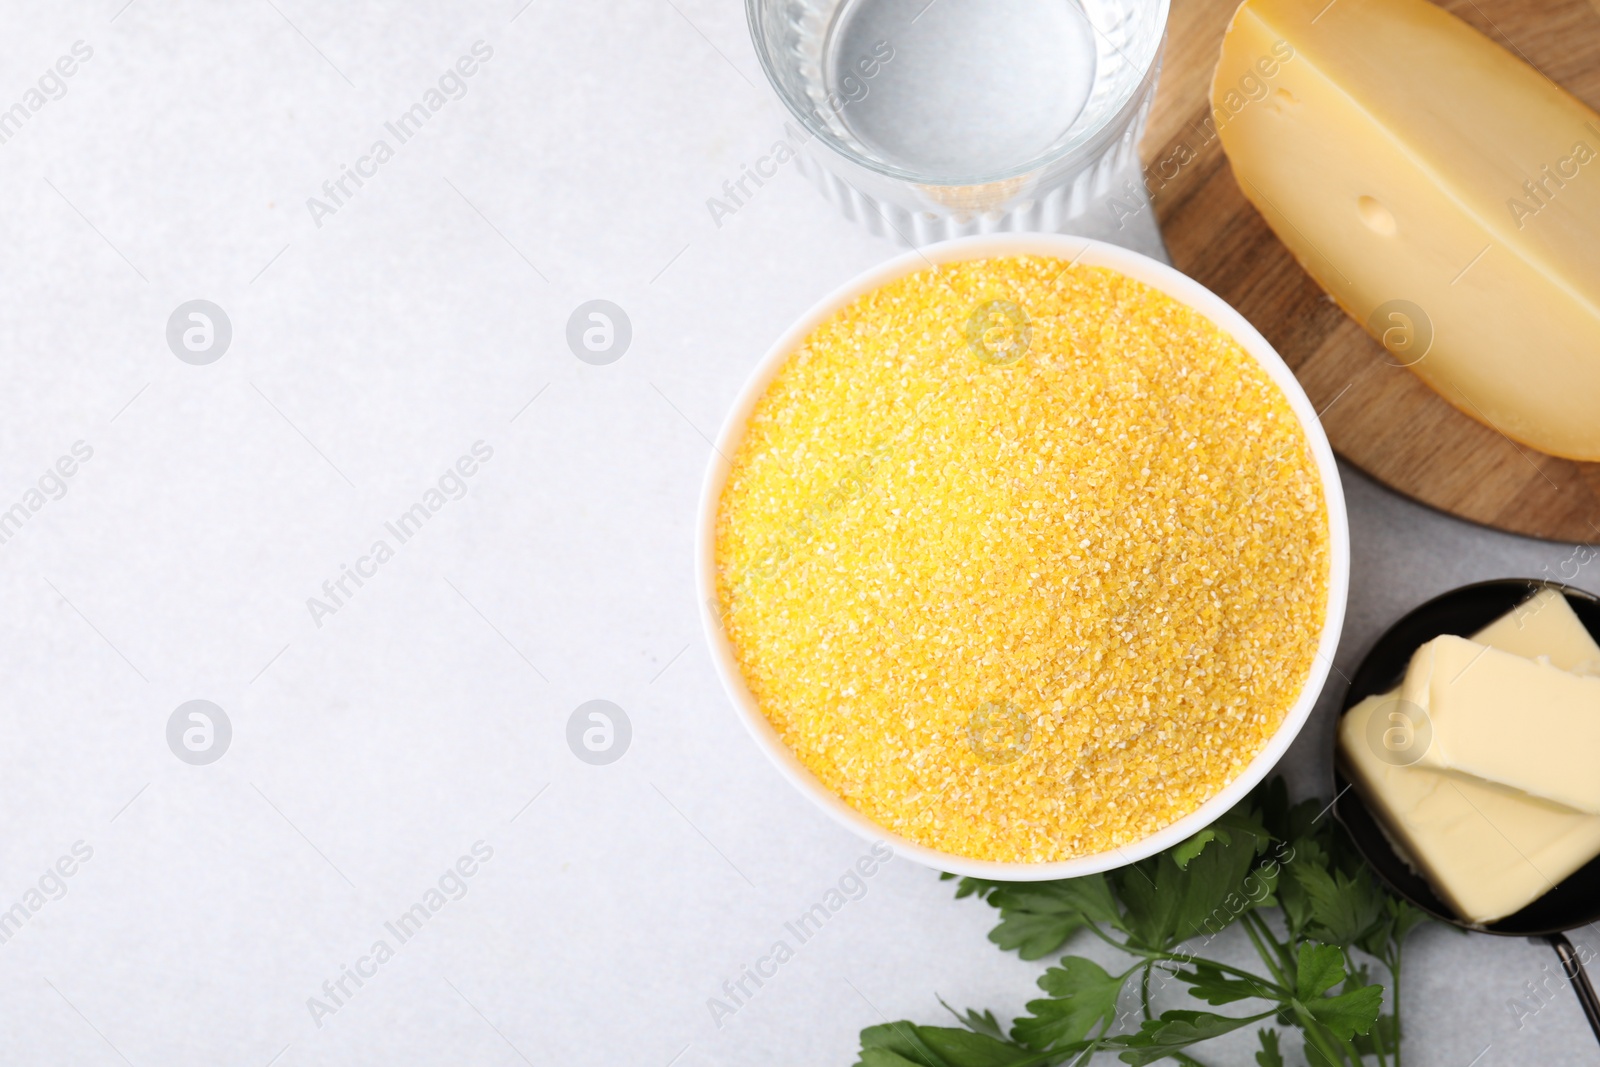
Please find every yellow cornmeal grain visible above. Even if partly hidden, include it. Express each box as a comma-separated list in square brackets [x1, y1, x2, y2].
[714, 256, 1330, 863]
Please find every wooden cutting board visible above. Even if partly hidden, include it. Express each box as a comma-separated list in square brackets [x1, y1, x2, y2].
[1141, 0, 1600, 543]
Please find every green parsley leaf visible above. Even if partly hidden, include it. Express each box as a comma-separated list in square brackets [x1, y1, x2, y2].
[1173, 960, 1281, 1006]
[1305, 985, 1384, 1042]
[1254, 1028, 1284, 1067]
[1287, 944, 1384, 1042]
[857, 1022, 946, 1067]
[939, 1000, 1009, 1042]
[920, 1027, 1053, 1067]
[1251, 778, 1323, 849]
[865, 780, 1425, 1067]
[856, 1022, 1049, 1067]
[1011, 957, 1128, 1049]
[1112, 1009, 1270, 1066]
[944, 874, 1003, 902]
[1116, 808, 1272, 951]
[1294, 943, 1348, 1001]
[1293, 863, 1386, 948]
[1170, 830, 1217, 871]
[980, 876, 1122, 959]
[1351, 1012, 1399, 1058]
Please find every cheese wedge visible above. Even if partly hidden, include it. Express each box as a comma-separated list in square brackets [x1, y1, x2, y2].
[1340, 693, 1600, 923]
[1472, 588, 1600, 676]
[1402, 634, 1600, 813]
[1214, 0, 1600, 460]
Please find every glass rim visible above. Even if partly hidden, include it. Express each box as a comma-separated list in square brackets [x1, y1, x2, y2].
[743, 0, 1171, 188]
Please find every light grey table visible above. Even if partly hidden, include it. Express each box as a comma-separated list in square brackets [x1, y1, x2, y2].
[0, 2, 1592, 1064]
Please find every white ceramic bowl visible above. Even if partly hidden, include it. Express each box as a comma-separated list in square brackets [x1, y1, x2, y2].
[696, 234, 1350, 881]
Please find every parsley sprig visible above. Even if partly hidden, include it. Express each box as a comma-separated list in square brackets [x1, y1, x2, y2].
[853, 779, 1427, 1067]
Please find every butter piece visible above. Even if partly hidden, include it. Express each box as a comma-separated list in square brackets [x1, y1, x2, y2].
[1340, 693, 1600, 923]
[1215, 0, 1600, 460]
[1472, 588, 1600, 675]
[1402, 634, 1600, 813]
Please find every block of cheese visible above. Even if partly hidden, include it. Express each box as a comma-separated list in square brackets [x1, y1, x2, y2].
[1340, 693, 1600, 923]
[1472, 588, 1600, 676]
[1214, 0, 1600, 460]
[1402, 634, 1600, 812]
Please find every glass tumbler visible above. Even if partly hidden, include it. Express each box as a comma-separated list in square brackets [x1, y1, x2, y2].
[746, 0, 1170, 244]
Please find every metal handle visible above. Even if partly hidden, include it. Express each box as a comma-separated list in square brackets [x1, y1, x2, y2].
[1549, 932, 1600, 1047]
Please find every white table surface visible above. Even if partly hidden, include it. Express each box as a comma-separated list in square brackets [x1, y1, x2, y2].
[0, 2, 1595, 1064]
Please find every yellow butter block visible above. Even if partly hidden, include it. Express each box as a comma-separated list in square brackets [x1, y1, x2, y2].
[1402, 634, 1600, 813]
[1341, 595, 1600, 922]
[1341, 693, 1600, 924]
[1472, 588, 1600, 676]
[1215, 0, 1600, 460]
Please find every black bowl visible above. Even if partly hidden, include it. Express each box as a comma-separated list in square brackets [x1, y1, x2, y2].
[1334, 578, 1600, 936]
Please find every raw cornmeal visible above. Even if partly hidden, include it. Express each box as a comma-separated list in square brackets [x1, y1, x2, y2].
[715, 256, 1330, 863]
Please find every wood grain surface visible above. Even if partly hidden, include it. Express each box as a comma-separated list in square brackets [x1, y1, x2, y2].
[1141, 0, 1600, 542]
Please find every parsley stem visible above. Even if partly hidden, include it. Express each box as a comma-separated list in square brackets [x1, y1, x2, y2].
[1081, 920, 1134, 954]
[1239, 912, 1291, 991]
[1388, 947, 1404, 1067]
[1141, 962, 1153, 1021]
[1149, 949, 1291, 999]
[1294, 1005, 1354, 1067]
[1079, 923, 1293, 1000]
[1250, 909, 1297, 977]
[1078, 1016, 1121, 1067]
[1367, 967, 1390, 1067]
[1117, 959, 1148, 982]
